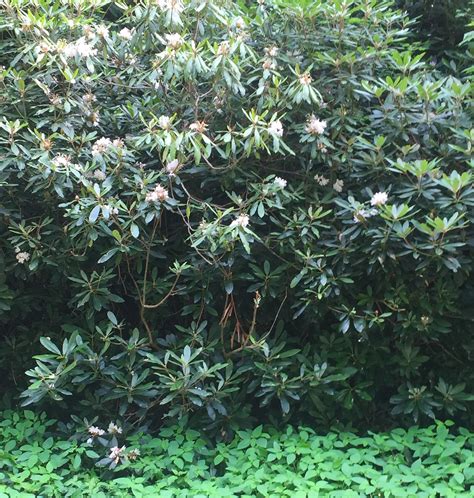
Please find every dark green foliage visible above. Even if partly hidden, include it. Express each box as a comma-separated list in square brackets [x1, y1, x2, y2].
[395, 0, 473, 54]
[1, 410, 474, 497]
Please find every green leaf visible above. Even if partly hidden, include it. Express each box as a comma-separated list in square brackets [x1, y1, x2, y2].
[40, 337, 61, 355]
[89, 205, 101, 224]
[130, 223, 140, 238]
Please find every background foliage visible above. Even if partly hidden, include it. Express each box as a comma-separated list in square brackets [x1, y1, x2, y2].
[0, 0, 473, 434]
[394, 0, 473, 55]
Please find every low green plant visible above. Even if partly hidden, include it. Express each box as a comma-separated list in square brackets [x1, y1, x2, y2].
[1, 410, 474, 497]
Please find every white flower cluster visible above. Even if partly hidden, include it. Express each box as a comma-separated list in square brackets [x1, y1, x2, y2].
[268, 120, 283, 137]
[93, 169, 107, 182]
[91, 138, 124, 156]
[146, 184, 169, 203]
[217, 40, 230, 56]
[370, 191, 388, 207]
[88, 425, 105, 436]
[314, 174, 329, 186]
[109, 445, 126, 464]
[353, 193, 388, 223]
[233, 17, 246, 31]
[92, 138, 112, 156]
[86, 425, 105, 443]
[158, 115, 172, 130]
[96, 25, 109, 39]
[127, 448, 140, 461]
[189, 120, 208, 133]
[306, 115, 327, 135]
[82, 93, 97, 105]
[118, 28, 133, 40]
[108, 422, 123, 435]
[265, 46, 278, 58]
[15, 247, 30, 264]
[353, 208, 378, 223]
[333, 179, 344, 193]
[273, 177, 287, 189]
[230, 214, 250, 228]
[52, 154, 73, 168]
[86, 422, 122, 444]
[165, 33, 184, 50]
[299, 73, 312, 86]
[262, 46, 278, 70]
[63, 37, 97, 58]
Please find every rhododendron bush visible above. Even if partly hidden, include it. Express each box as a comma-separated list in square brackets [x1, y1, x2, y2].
[0, 0, 473, 432]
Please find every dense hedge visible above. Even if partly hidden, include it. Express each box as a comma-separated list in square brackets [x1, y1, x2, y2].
[0, 0, 473, 433]
[1, 410, 474, 497]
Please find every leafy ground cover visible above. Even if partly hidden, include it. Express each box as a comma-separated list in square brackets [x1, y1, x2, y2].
[1, 410, 473, 497]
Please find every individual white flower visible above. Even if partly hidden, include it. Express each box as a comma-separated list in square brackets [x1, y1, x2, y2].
[268, 120, 283, 137]
[112, 138, 124, 149]
[262, 59, 276, 71]
[233, 17, 246, 30]
[82, 93, 97, 104]
[93, 169, 107, 181]
[146, 184, 169, 203]
[165, 159, 180, 176]
[273, 177, 287, 189]
[52, 154, 72, 168]
[88, 426, 105, 438]
[107, 422, 123, 435]
[92, 137, 112, 156]
[111, 207, 119, 215]
[370, 191, 388, 207]
[165, 33, 184, 49]
[96, 25, 109, 39]
[74, 38, 97, 57]
[189, 120, 208, 133]
[127, 448, 140, 461]
[35, 42, 55, 63]
[118, 27, 133, 40]
[16, 252, 30, 264]
[158, 115, 171, 130]
[217, 40, 230, 56]
[314, 174, 329, 186]
[157, 0, 184, 14]
[109, 445, 126, 464]
[299, 73, 312, 85]
[333, 179, 344, 193]
[353, 208, 378, 223]
[264, 46, 278, 58]
[63, 43, 78, 58]
[306, 115, 327, 135]
[82, 25, 95, 40]
[230, 214, 250, 229]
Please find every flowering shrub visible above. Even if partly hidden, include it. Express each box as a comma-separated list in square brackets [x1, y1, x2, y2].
[0, 0, 473, 431]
